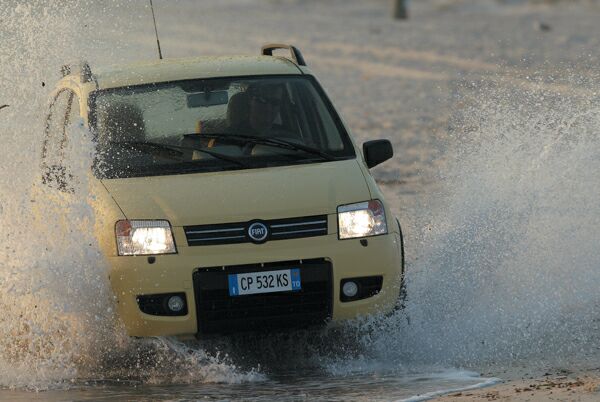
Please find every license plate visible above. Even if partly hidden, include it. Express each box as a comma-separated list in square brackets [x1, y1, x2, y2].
[228, 268, 301, 296]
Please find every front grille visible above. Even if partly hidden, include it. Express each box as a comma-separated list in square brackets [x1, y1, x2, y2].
[184, 215, 328, 246]
[193, 258, 332, 334]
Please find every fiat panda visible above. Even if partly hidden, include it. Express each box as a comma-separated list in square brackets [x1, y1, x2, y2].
[40, 44, 405, 337]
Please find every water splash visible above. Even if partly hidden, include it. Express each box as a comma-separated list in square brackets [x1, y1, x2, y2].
[0, 1, 262, 390]
[363, 79, 600, 369]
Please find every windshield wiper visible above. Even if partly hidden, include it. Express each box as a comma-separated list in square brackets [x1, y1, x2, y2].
[108, 141, 182, 158]
[184, 133, 337, 161]
[108, 141, 248, 168]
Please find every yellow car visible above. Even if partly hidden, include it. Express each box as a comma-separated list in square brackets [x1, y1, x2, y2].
[41, 44, 404, 337]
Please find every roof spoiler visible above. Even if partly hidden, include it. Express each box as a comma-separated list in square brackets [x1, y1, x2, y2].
[60, 60, 94, 83]
[261, 44, 306, 67]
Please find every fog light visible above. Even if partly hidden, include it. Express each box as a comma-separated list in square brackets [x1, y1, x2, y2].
[167, 295, 185, 312]
[342, 281, 359, 298]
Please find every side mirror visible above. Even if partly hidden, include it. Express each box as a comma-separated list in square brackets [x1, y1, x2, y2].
[363, 139, 393, 168]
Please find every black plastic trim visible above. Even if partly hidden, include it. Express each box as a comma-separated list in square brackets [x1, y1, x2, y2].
[363, 139, 393, 169]
[193, 258, 332, 334]
[261, 43, 307, 66]
[137, 292, 188, 316]
[340, 276, 383, 302]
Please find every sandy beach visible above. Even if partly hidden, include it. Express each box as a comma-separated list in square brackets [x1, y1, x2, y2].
[436, 372, 600, 401]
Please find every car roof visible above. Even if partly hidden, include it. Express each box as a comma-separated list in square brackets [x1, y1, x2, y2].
[91, 55, 305, 90]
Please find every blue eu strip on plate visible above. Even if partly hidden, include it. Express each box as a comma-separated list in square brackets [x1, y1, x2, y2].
[228, 273, 240, 296]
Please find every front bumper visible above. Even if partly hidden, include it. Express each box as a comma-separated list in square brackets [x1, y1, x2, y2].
[109, 229, 403, 337]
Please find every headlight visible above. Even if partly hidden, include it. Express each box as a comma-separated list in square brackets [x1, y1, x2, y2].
[338, 200, 387, 239]
[115, 220, 177, 256]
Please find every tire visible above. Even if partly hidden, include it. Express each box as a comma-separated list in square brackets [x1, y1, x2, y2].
[395, 218, 407, 310]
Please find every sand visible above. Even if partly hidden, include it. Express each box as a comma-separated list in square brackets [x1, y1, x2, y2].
[436, 372, 600, 401]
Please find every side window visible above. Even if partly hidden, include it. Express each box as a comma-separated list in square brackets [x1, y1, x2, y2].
[297, 83, 343, 151]
[310, 90, 343, 151]
[295, 83, 325, 148]
[41, 89, 79, 192]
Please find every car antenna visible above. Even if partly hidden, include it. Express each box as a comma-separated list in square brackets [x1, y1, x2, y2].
[149, 0, 163, 60]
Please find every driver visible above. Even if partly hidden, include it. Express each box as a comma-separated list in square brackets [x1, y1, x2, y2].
[242, 83, 285, 137]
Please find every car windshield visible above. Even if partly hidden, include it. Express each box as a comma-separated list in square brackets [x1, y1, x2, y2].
[89, 75, 355, 179]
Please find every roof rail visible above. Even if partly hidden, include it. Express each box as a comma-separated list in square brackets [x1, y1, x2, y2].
[59, 61, 94, 83]
[261, 44, 306, 66]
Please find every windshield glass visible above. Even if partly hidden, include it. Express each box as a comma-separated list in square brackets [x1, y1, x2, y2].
[89, 75, 355, 179]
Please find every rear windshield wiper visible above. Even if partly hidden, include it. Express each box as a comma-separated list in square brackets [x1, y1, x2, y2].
[107, 141, 248, 168]
[184, 133, 337, 161]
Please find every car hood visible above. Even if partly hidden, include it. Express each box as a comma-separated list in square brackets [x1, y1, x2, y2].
[101, 159, 371, 226]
